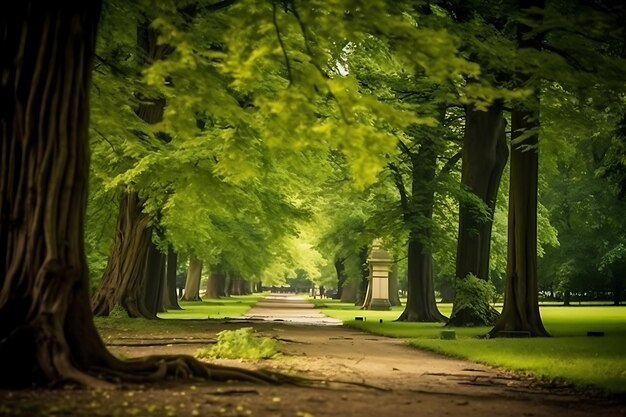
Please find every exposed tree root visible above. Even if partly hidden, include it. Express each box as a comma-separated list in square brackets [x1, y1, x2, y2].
[89, 354, 294, 386]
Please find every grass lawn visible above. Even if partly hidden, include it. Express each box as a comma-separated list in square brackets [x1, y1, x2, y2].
[312, 298, 626, 395]
[158, 294, 264, 320]
[94, 294, 263, 336]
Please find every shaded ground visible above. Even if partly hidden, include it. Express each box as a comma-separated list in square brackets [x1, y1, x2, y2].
[1, 294, 624, 417]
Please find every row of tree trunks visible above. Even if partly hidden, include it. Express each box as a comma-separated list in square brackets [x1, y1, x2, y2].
[0, 1, 316, 389]
[230, 276, 251, 295]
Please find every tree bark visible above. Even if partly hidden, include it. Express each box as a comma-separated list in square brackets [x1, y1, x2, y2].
[142, 240, 165, 316]
[356, 246, 369, 305]
[205, 264, 226, 298]
[162, 246, 181, 309]
[455, 102, 508, 281]
[489, 0, 549, 338]
[0, 1, 109, 388]
[388, 264, 402, 307]
[334, 257, 347, 300]
[396, 129, 447, 322]
[340, 278, 358, 303]
[182, 256, 202, 301]
[0, 1, 312, 389]
[450, 103, 508, 326]
[92, 192, 152, 317]
[397, 235, 447, 321]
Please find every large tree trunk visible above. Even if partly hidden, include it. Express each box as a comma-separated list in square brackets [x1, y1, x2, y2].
[489, 0, 548, 338]
[450, 103, 508, 326]
[182, 256, 202, 301]
[92, 18, 169, 317]
[456, 102, 508, 281]
[0, 1, 110, 387]
[396, 131, 447, 322]
[205, 264, 226, 298]
[0, 1, 308, 389]
[490, 108, 548, 337]
[162, 246, 181, 310]
[92, 192, 152, 317]
[397, 236, 447, 322]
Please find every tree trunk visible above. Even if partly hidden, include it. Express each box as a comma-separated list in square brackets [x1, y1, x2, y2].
[92, 18, 170, 317]
[92, 192, 152, 317]
[182, 256, 202, 301]
[356, 246, 369, 305]
[397, 236, 447, 322]
[205, 264, 226, 298]
[142, 240, 165, 316]
[0, 1, 314, 389]
[396, 130, 447, 323]
[162, 246, 181, 310]
[334, 257, 347, 300]
[388, 264, 402, 307]
[340, 278, 358, 303]
[0, 1, 116, 387]
[456, 102, 508, 281]
[490, 108, 548, 336]
[489, 0, 549, 338]
[450, 103, 508, 326]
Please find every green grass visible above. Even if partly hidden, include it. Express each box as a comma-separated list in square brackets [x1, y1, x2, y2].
[314, 299, 626, 395]
[94, 295, 262, 336]
[158, 294, 263, 320]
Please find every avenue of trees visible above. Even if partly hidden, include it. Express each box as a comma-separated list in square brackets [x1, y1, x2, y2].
[1, 0, 626, 387]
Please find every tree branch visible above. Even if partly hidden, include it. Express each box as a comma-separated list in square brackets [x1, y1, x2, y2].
[388, 163, 409, 212]
[273, 3, 293, 86]
[438, 150, 462, 176]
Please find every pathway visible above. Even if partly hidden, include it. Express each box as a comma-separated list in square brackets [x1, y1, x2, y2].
[238, 293, 342, 325]
[2, 294, 622, 417]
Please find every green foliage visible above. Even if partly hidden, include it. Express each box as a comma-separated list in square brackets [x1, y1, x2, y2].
[448, 275, 498, 327]
[195, 327, 280, 360]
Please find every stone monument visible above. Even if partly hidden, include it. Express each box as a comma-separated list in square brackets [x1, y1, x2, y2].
[367, 239, 392, 310]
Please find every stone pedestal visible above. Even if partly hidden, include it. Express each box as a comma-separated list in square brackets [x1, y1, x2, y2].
[368, 240, 392, 311]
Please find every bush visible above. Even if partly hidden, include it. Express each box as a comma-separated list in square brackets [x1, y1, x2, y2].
[195, 327, 280, 360]
[447, 274, 499, 327]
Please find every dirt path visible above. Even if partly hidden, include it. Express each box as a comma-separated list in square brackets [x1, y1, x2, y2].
[1, 294, 624, 417]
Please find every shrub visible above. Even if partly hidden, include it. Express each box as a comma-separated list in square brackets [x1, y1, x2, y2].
[447, 274, 499, 327]
[195, 327, 280, 360]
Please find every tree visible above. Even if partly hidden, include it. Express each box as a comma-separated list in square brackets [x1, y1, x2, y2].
[0, 1, 294, 388]
[490, 0, 549, 337]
